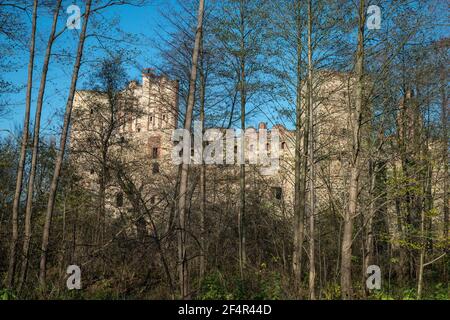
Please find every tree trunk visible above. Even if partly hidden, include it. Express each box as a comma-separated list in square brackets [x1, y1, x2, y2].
[363, 160, 376, 296]
[307, 0, 316, 300]
[440, 60, 449, 286]
[177, 0, 205, 299]
[98, 153, 107, 246]
[6, 0, 38, 290]
[199, 40, 207, 281]
[238, 0, 247, 280]
[39, 0, 92, 290]
[417, 163, 431, 299]
[57, 195, 67, 290]
[292, 0, 305, 297]
[18, 0, 62, 291]
[341, 0, 365, 300]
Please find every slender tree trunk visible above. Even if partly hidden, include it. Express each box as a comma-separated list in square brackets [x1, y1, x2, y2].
[417, 105, 433, 297]
[177, 0, 205, 299]
[341, 0, 365, 300]
[98, 152, 107, 246]
[18, 0, 62, 291]
[363, 160, 376, 296]
[440, 61, 449, 286]
[341, 172, 357, 299]
[6, 0, 38, 290]
[199, 40, 207, 281]
[39, 0, 92, 290]
[396, 183, 409, 283]
[292, 0, 306, 297]
[396, 97, 410, 284]
[238, 0, 247, 280]
[417, 163, 431, 299]
[57, 195, 67, 288]
[307, 0, 316, 300]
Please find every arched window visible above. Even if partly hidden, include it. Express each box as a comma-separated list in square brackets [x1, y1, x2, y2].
[281, 142, 286, 150]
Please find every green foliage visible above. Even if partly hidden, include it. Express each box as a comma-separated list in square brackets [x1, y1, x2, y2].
[198, 267, 284, 300]
[387, 174, 423, 198]
[85, 279, 120, 300]
[0, 288, 16, 300]
[368, 283, 449, 300]
[198, 272, 232, 300]
[47, 289, 85, 301]
[425, 208, 440, 218]
[401, 288, 417, 300]
[370, 290, 394, 300]
[253, 270, 282, 300]
[430, 283, 449, 300]
[322, 283, 341, 300]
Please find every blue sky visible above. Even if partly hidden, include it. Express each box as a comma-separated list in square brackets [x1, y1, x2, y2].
[1, 1, 448, 138]
[0, 0, 174, 137]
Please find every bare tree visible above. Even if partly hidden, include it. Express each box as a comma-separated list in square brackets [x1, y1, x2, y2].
[212, 0, 272, 281]
[198, 38, 207, 281]
[340, 0, 365, 300]
[307, 0, 316, 300]
[6, 0, 37, 290]
[12, 0, 63, 291]
[438, 40, 448, 285]
[177, 0, 205, 299]
[291, 0, 306, 297]
[39, 0, 93, 290]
